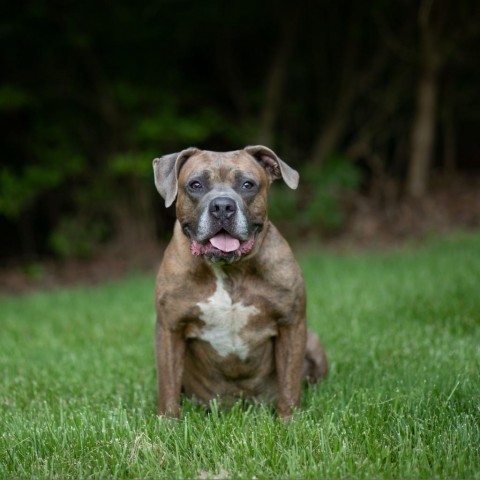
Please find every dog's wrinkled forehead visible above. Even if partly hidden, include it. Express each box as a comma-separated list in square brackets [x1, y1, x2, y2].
[178, 150, 263, 185]
[152, 145, 299, 207]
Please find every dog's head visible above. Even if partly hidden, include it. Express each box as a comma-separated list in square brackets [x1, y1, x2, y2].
[153, 146, 299, 264]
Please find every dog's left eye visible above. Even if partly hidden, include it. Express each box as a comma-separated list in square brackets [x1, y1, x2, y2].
[189, 181, 203, 191]
[242, 181, 255, 190]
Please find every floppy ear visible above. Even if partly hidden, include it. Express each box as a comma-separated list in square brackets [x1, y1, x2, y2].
[244, 145, 299, 189]
[152, 147, 200, 207]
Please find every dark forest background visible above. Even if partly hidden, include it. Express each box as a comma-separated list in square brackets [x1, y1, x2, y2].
[1, 0, 480, 270]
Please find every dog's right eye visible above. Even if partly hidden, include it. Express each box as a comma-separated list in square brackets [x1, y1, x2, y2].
[189, 181, 203, 191]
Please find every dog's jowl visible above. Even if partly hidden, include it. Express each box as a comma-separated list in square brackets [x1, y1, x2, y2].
[152, 145, 328, 419]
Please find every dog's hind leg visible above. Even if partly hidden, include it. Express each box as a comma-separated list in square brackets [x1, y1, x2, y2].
[302, 329, 328, 383]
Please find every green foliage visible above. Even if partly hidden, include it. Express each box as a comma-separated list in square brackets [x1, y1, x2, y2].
[48, 217, 109, 259]
[108, 152, 153, 177]
[1, 233, 479, 478]
[267, 183, 299, 222]
[300, 154, 361, 229]
[23, 263, 45, 281]
[269, 154, 361, 231]
[0, 85, 32, 111]
[134, 106, 224, 146]
[0, 154, 85, 218]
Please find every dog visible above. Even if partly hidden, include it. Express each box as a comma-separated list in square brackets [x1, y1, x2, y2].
[152, 145, 327, 419]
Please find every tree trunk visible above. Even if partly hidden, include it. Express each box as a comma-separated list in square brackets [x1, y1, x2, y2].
[307, 14, 360, 167]
[443, 110, 457, 174]
[406, 67, 439, 198]
[307, 4, 386, 167]
[406, 0, 442, 198]
[308, 106, 350, 167]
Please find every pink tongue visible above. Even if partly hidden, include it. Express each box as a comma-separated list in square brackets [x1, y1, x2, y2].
[209, 232, 240, 252]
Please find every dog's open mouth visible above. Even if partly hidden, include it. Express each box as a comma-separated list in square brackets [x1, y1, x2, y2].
[209, 231, 241, 252]
[190, 230, 255, 260]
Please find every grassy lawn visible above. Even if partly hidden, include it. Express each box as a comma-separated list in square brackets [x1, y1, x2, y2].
[1, 233, 479, 479]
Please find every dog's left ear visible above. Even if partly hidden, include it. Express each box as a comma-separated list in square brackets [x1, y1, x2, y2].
[244, 145, 299, 189]
[153, 147, 200, 207]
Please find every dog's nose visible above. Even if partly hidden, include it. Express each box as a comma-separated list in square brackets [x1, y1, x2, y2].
[209, 197, 237, 220]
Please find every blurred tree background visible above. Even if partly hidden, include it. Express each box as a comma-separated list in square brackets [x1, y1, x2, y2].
[1, 0, 479, 266]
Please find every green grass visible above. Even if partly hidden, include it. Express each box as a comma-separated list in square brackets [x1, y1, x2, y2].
[1, 233, 479, 479]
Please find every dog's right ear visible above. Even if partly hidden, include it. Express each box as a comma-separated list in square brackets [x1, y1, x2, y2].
[153, 148, 200, 207]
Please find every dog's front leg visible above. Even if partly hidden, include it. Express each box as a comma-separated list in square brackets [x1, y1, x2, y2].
[275, 318, 307, 420]
[155, 320, 185, 417]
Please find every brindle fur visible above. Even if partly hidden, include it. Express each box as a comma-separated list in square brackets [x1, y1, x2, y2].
[153, 147, 327, 419]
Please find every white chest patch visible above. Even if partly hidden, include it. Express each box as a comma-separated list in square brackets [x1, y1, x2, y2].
[196, 269, 259, 360]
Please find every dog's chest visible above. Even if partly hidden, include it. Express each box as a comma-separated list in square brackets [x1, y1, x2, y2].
[195, 271, 260, 360]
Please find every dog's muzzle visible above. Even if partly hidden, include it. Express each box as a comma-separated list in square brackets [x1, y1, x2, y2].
[187, 195, 257, 263]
